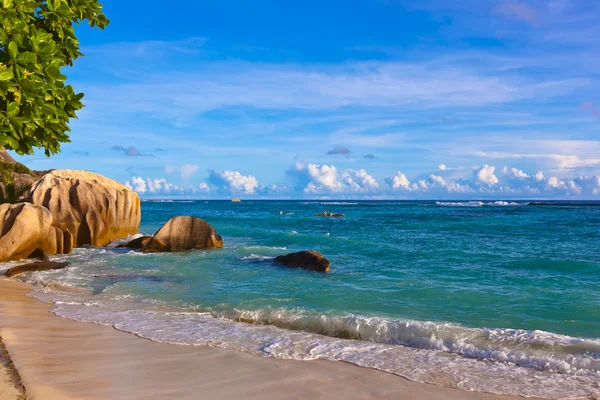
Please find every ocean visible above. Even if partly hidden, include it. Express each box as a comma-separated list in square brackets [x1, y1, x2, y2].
[9, 200, 600, 399]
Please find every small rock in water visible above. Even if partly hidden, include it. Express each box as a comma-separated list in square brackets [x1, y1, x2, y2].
[274, 250, 330, 272]
[117, 236, 153, 249]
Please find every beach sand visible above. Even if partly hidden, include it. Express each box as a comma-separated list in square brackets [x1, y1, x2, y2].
[0, 336, 24, 400]
[0, 279, 546, 400]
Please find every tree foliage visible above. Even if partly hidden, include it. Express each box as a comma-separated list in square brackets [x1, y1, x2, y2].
[0, 0, 108, 156]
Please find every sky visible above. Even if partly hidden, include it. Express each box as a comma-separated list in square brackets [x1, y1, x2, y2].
[9, 0, 600, 199]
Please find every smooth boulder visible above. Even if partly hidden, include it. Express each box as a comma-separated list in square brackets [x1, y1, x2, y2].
[142, 216, 223, 253]
[0, 203, 72, 262]
[117, 235, 153, 250]
[274, 250, 331, 272]
[26, 170, 141, 247]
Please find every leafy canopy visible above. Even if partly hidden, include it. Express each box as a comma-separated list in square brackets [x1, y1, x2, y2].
[0, 0, 108, 156]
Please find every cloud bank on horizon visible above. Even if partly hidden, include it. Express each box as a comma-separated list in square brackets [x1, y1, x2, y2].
[124, 162, 600, 198]
[8, 0, 600, 199]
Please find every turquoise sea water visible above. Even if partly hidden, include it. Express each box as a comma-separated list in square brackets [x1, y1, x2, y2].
[7, 200, 600, 398]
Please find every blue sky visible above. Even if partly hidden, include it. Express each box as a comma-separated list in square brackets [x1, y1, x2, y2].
[10, 0, 600, 199]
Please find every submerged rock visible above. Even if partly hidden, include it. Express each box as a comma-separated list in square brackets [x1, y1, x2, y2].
[25, 170, 141, 247]
[274, 250, 331, 272]
[142, 216, 223, 253]
[117, 235, 153, 249]
[0, 203, 72, 262]
[3, 261, 70, 278]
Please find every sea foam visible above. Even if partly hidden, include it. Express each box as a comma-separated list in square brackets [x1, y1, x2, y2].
[28, 285, 600, 400]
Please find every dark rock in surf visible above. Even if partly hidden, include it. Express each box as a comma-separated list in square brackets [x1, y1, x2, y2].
[3, 261, 70, 278]
[274, 250, 330, 272]
[117, 235, 153, 250]
[142, 216, 223, 253]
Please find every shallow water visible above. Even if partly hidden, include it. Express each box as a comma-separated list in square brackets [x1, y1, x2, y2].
[7, 200, 600, 399]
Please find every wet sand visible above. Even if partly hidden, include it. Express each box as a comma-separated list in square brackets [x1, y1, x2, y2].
[0, 279, 546, 400]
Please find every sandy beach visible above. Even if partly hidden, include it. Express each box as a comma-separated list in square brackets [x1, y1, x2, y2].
[0, 278, 548, 400]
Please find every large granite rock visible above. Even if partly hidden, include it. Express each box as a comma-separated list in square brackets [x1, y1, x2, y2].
[26, 170, 141, 247]
[0, 203, 72, 262]
[142, 216, 223, 253]
[274, 250, 331, 272]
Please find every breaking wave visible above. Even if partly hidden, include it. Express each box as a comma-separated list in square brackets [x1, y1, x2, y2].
[27, 285, 600, 400]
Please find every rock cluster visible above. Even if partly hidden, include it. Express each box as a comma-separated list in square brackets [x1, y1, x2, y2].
[1, 151, 329, 276]
[0, 169, 141, 262]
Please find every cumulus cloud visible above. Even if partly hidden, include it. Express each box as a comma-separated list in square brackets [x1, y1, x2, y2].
[287, 162, 379, 193]
[386, 172, 411, 191]
[207, 170, 259, 194]
[125, 162, 600, 199]
[326, 146, 351, 156]
[474, 165, 499, 185]
[342, 169, 380, 192]
[111, 145, 153, 157]
[382, 164, 600, 197]
[534, 171, 544, 181]
[503, 167, 529, 179]
[125, 177, 147, 194]
[125, 177, 180, 195]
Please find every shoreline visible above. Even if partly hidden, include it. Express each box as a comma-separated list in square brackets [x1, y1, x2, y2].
[0, 278, 549, 400]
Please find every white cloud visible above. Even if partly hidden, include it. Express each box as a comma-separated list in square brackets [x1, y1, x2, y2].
[438, 164, 447, 170]
[386, 172, 412, 191]
[288, 162, 379, 193]
[341, 169, 380, 192]
[125, 176, 147, 194]
[503, 167, 529, 179]
[125, 163, 600, 199]
[125, 177, 180, 195]
[475, 165, 499, 185]
[535, 171, 544, 181]
[207, 170, 259, 194]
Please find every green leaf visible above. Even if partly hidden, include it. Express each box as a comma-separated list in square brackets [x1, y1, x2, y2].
[7, 102, 19, 118]
[7, 42, 18, 60]
[46, 65, 61, 79]
[2, 0, 14, 9]
[42, 104, 56, 116]
[16, 52, 37, 66]
[5, 135, 19, 150]
[0, 70, 14, 81]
